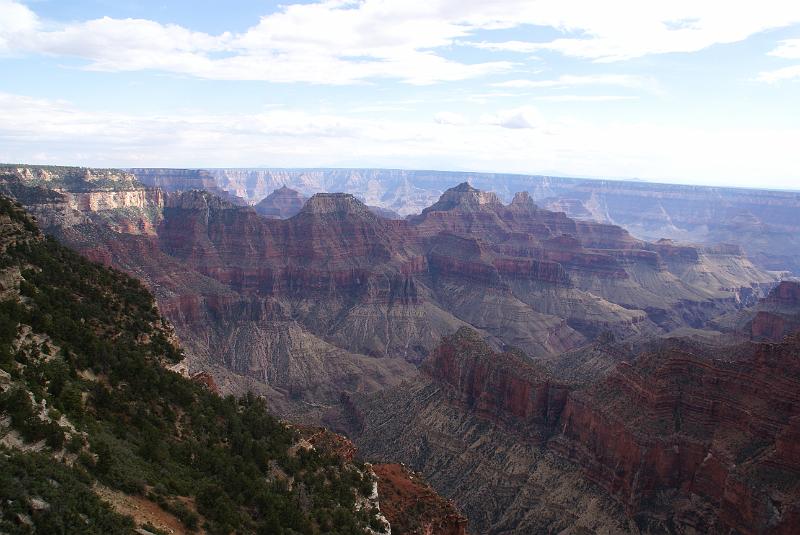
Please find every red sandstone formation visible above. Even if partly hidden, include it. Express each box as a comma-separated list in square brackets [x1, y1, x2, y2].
[189, 371, 221, 395]
[288, 427, 467, 534]
[765, 280, 800, 306]
[423, 328, 569, 441]
[372, 463, 468, 535]
[3, 173, 779, 417]
[419, 329, 800, 534]
[748, 281, 800, 341]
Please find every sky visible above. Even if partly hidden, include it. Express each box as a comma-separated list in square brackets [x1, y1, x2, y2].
[0, 0, 799, 189]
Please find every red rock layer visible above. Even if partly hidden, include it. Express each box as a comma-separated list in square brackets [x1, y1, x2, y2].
[766, 281, 800, 307]
[372, 463, 469, 535]
[748, 281, 800, 342]
[422, 328, 569, 441]
[422, 330, 800, 534]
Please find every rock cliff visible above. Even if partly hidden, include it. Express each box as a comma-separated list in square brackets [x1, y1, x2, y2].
[351, 328, 800, 534]
[711, 280, 800, 342]
[185, 168, 800, 275]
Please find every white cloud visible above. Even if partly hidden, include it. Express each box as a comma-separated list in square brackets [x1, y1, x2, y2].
[0, 0, 39, 52]
[434, 111, 468, 125]
[458, 0, 800, 62]
[532, 95, 637, 102]
[2, 0, 799, 83]
[493, 74, 652, 89]
[756, 64, 800, 83]
[0, 0, 512, 84]
[480, 106, 543, 129]
[1, 91, 799, 189]
[757, 38, 800, 83]
[769, 38, 800, 59]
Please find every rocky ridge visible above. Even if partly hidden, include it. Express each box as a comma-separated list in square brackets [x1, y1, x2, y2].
[191, 168, 800, 275]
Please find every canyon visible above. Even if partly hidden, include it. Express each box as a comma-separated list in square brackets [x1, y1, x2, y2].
[1, 164, 798, 534]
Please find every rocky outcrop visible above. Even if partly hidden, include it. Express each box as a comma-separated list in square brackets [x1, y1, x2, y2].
[372, 463, 468, 535]
[287, 426, 466, 534]
[765, 280, 800, 307]
[712, 281, 800, 342]
[0, 167, 164, 235]
[254, 186, 307, 218]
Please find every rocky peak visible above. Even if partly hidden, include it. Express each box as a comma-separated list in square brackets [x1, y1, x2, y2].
[423, 182, 503, 213]
[298, 192, 375, 219]
[254, 186, 307, 218]
[509, 191, 537, 211]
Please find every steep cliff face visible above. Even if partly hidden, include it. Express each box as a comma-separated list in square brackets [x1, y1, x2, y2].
[710, 280, 800, 342]
[422, 329, 569, 441]
[351, 329, 800, 534]
[555, 337, 800, 534]
[349, 337, 633, 534]
[748, 281, 800, 341]
[0, 166, 164, 235]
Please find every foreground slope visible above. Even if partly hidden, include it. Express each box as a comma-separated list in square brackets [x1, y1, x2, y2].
[0, 195, 406, 534]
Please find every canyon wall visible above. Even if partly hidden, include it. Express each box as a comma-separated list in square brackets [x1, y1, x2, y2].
[352, 329, 800, 534]
[193, 168, 800, 275]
